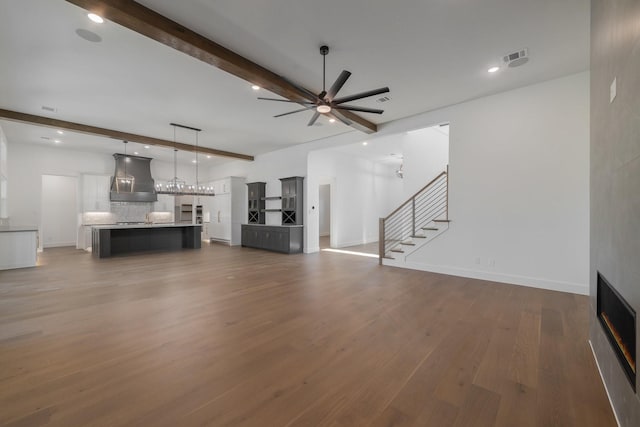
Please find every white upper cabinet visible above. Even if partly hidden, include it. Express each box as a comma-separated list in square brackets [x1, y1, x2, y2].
[81, 174, 111, 212]
[210, 178, 231, 195]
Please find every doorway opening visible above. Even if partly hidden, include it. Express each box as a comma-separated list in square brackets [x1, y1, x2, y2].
[41, 175, 78, 249]
[319, 183, 331, 249]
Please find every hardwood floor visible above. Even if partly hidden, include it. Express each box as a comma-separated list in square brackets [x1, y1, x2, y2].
[0, 244, 615, 426]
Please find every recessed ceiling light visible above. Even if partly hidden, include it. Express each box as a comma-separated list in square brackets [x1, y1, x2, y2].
[317, 105, 331, 114]
[488, 66, 500, 73]
[134, 152, 139, 155]
[87, 13, 104, 24]
[192, 160, 197, 164]
[251, 85, 260, 90]
[144, 145, 150, 149]
[329, 118, 336, 123]
[54, 139, 62, 144]
[206, 155, 211, 159]
[56, 130, 64, 135]
[362, 142, 368, 146]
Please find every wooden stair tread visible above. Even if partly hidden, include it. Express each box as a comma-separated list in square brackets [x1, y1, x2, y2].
[422, 227, 439, 231]
[433, 219, 451, 223]
[400, 242, 416, 246]
[382, 256, 395, 260]
[390, 249, 405, 253]
[411, 235, 426, 239]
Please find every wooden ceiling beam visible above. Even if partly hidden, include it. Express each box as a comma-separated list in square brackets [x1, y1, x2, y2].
[0, 109, 254, 161]
[64, 0, 378, 134]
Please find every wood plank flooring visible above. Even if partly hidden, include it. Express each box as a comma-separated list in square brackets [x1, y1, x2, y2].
[0, 244, 615, 426]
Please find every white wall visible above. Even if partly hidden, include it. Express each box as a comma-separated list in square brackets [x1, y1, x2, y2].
[41, 175, 77, 247]
[0, 125, 8, 222]
[402, 126, 449, 199]
[398, 72, 590, 294]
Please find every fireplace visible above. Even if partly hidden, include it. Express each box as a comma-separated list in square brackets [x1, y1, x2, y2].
[597, 272, 636, 390]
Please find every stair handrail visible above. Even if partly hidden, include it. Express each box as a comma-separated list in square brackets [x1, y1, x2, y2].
[379, 167, 448, 264]
[383, 170, 447, 221]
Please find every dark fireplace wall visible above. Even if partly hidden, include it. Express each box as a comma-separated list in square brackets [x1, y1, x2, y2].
[590, 0, 640, 425]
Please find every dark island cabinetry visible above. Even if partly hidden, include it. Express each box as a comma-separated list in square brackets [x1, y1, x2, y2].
[241, 225, 303, 254]
[92, 224, 202, 258]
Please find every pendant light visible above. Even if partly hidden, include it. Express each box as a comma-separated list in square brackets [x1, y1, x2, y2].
[115, 140, 135, 192]
[155, 123, 215, 196]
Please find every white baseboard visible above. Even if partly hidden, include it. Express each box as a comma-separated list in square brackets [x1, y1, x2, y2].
[589, 340, 622, 427]
[43, 241, 76, 248]
[334, 238, 378, 249]
[305, 246, 320, 254]
[383, 260, 588, 295]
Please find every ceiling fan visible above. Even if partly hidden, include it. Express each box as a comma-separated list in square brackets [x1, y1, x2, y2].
[258, 45, 390, 126]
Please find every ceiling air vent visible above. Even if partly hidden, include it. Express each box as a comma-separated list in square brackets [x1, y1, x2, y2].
[376, 95, 391, 103]
[41, 105, 57, 112]
[503, 48, 529, 68]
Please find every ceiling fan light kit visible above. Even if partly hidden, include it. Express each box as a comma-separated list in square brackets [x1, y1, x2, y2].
[258, 45, 389, 127]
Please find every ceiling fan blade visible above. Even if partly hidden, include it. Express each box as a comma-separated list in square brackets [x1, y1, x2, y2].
[274, 106, 315, 118]
[332, 87, 390, 105]
[333, 105, 384, 114]
[307, 111, 320, 126]
[326, 70, 352, 101]
[258, 97, 315, 105]
[328, 110, 352, 126]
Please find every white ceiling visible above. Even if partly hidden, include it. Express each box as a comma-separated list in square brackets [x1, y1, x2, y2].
[0, 0, 589, 164]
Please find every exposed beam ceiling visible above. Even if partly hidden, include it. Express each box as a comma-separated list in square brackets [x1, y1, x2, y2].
[0, 109, 254, 161]
[64, 0, 378, 134]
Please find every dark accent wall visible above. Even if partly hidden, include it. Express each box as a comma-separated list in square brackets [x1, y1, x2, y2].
[590, 0, 640, 425]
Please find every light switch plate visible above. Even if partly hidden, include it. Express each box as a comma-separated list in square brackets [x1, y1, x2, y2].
[610, 77, 617, 103]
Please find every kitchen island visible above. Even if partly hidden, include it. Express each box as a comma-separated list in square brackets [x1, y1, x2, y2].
[0, 226, 38, 270]
[92, 224, 202, 258]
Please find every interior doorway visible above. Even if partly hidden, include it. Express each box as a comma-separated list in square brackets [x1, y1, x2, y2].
[41, 175, 77, 249]
[318, 183, 331, 249]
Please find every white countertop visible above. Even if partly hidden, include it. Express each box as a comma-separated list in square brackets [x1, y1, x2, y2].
[0, 226, 38, 233]
[91, 223, 201, 230]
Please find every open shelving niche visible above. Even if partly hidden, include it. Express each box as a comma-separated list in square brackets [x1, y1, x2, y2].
[261, 195, 282, 214]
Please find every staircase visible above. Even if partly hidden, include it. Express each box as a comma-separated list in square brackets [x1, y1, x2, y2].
[379, 168, 449, 264]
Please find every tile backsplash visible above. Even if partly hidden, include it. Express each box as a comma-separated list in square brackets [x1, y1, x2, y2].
[82, 212, 117, 225]
[147, 212, 174, 224]
[82, 203, 175, 224]
[110, 202, 153, 223]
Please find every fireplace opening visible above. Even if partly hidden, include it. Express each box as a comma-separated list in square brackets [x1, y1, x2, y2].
[597, 272, 636, 391]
